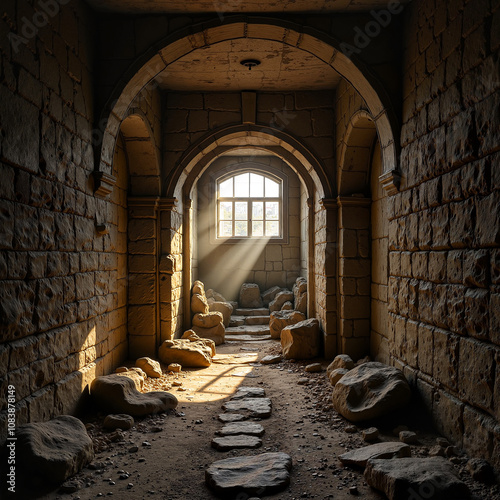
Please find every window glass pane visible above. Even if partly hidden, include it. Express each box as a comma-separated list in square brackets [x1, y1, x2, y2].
[219, 202, 232, 220]
[265, 177, 279, 197]
[220, 221, 232, 237]
[252, 221, 264, 236]
[265, 221, 279, 236]
[235, 202, 247, 220]
[252, 202, 263, 220]
[250, 173, 264, 197]
[235, 173, 250, 197]
[235, 220, 248, 237]
[265, 201, 279, 220]
[219, 178, 233, 197]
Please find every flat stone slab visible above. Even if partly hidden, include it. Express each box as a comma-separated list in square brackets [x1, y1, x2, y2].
[229, 316, 245, 327]
[212, 435, 262, 451]
[261, 354, 282, 364]
[339, 442, 411, 467]
[226, 325, 271, 335]
[231, 387, 266, 399]
[364, 457, 471, 500]
[226, 334, 272, 342]
[205, 452, 292, 497]
[218, 413, 248, 423]
[217, 422, 265, 437]
[245, 316, 271, 325]
[235, 308, 270, 316]
[223, 397, 272, 418]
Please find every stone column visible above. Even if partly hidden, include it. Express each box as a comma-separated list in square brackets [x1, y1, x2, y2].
[127, 197, 159, 358]
[337, 196, 371, 360]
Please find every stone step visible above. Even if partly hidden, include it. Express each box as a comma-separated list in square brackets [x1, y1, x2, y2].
[226, 325, 270, 335]
[235, 308, 270, 316]
[229, 316, 245, 327]
[245, 316, 270, 325]
[226, 334, 272, 342]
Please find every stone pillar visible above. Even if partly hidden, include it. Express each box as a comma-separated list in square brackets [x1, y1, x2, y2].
[337, 196, 371, 360]
[127, 197, 159, 358]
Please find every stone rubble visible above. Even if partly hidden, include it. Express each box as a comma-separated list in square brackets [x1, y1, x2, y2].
[135, 357, 162, 378]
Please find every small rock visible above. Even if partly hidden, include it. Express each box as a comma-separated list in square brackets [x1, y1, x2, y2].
[109, 430, 124, 442]
[142, 441, 151, 447]
[436, 437, 450, 447]
[327, 354, 354, 372]
[445, 446, 459, 457]
[392, 425, 408, 436]
[345, 425, 358, 434]
[195, 419, 203, 424]
[168, 363, 182, 373]
[305, 363, 322, 373]
[260, 354, 282, 365]
[399, 430, 418, 444]
[136, 357, 162, 378]
[349, 486, 359, 495]
[59, 480, 82, 493]
[327, 368, 348, 386]
[281, 301, 293, 310]
[103, 414, 134, 431]
[172, 380, 182, 386]
[297, 378, 310, 385]
[362, 427, 379, 442]
[128, 446, 139, 453]
[339, 442, 411, 467]
[114, 367, 128, 373]
[467, 458, 494, 483]
[429, 445, 446, 457]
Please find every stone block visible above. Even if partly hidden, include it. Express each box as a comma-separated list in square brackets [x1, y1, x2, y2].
[447, 250, 463, 283]
[476, 192, 500, 246]
[432, 328, 458, 391]
[432, 390, 464, 448]
[128, 305, 156, 336]
[417, 323, 434, 375]
[464, 288, 489, 340]
[490, 293, 500, 346]
[128, 274, 156, 305]
[431, 205, 450, 250]
[427, 251, 446, 283]
[449, 199, 474, 249]
[463, 406, 494, 461]
[447, 285, 466, 335]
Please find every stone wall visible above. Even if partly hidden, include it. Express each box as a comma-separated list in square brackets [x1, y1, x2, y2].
[391, 0, 500, 467]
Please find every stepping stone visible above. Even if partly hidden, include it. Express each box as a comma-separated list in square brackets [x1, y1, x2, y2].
[339, 442, 411, 467]
[205, 452, 292, 497]
[261, 354, 282, 364]
[235, 308, 269, 316]
[217, 422, 265, 437]
[211, 435, 262, 451]
[226, 335, 271, 342]
[223, 398, 272, 418]
[231, 387, 266, 399]
[364, 457, 471, 500]
[226, 325, 271, 335]
[218, 413, 248, 423]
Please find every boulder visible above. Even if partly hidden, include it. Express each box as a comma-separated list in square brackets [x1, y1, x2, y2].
[328, 367, 348, 386]
[281, 301, 293, 311]
[262, 286, 282, 306]
[191, 293, 209, 314]
[16, 416, 94, 484]
[159, 339, 213, 367]
[91, 375, 177, 416]
[115, 370, 144, 390]
[281, 318, 320, 359]
[269, 310, 306, 339]
[332, 362, 411, 422]
[191, 322, 225, 345]
[209, 301, 233, 327]
[181, 330, 216, 356]
[364, 457, 471, 500]
[269, 290, 294, 312]
[205, 452, 292, 497]
[239, 283, 263, 308]
[136, 357, 162, 378]
[192, 280, 205, 296]
[103, 414, 134, 431]
[327, 354, 354, 373]
[192, 311, 223, 329]
[339, 442, 411, 467]
[206, 288, 227, 303]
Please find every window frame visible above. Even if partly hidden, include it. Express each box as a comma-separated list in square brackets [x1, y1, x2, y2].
[213, 169, 289, 244]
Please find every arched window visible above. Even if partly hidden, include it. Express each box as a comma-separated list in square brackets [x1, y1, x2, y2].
[217, 172, 282, 239]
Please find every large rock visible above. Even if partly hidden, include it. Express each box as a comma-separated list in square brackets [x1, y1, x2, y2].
[327, 354, 354, 372]
[136, 357, 162, 378]
[262, 286, 282, 306]
[206, 288, 227, 303]
[269, 290, 294, 312]
[181, 330, 216, 356]
[332, 362, 411, 422]
[192, 280, 205, 296]
[91, 375, 178, 416]
[364, 457, 471, 500]
[269, 310, 306, 339]
[159, 338, 213, 367]
[293, 277, 307, 314]
[239, 283, 263, 308]
[192, 311, 223, 328]
[281, 318, 320, 359]
[191, 293, 209, 314]
[205, 452, 292, 497]
[192, 322, 225, 345]
[339, 442, 411, 467]
[17, 416, 94, 484]
[209, 301, 233, 327]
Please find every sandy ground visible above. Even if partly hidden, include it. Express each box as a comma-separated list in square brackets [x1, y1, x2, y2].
[14, 339, 500, 500]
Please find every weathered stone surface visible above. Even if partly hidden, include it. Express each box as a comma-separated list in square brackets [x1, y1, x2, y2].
[209, 301, 233, 327]
[339, 442, 411, 467]
[136, 357, 162, 378]
[159, 339, 213, 367]
[305, 363, 322, 373]
[193, 311, 223, 329]
[192, 280, 205, 296]
[362, 427, 380, 442]
[218, 413, 247, 423]
[217, 422, 265, 437]
[327, 354, 355, 372]
[295, 293, 307, 314]
[269, 290, 294, 312]
[91, 375, 177, 416]
[103, 414, 134, 430]
[239, 283, 263, 308]
[281, 319, 320, 359]
[293, 277, 307, 314]
[206, 288, 227, 302]
[192, 322, 225, 345]
[205, 452, 292, 497]
[116, 370, 144, 390]
[328, 368, 348, 386]
[261, 354, 282, 364]
[466, 458, 494, 483]
[223, 397, 272, 418]
[400, 430, 418, 444]
[212, 435, 262, 451]
[181, 330, 216, 356]
[269, 310, 306, 339]
[364, 457, 471, 500]
[17, 416, 94, 484]
[262, 286, 282, 305]
[281, 301, 293, 310]
[168, 363, 181, 372]
[191, 293, 209, 314]
[332, 362, 411, 422]
[231, 387, 266, 399]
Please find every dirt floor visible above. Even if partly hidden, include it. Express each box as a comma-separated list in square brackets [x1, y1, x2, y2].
[21, 339, 500, 500]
